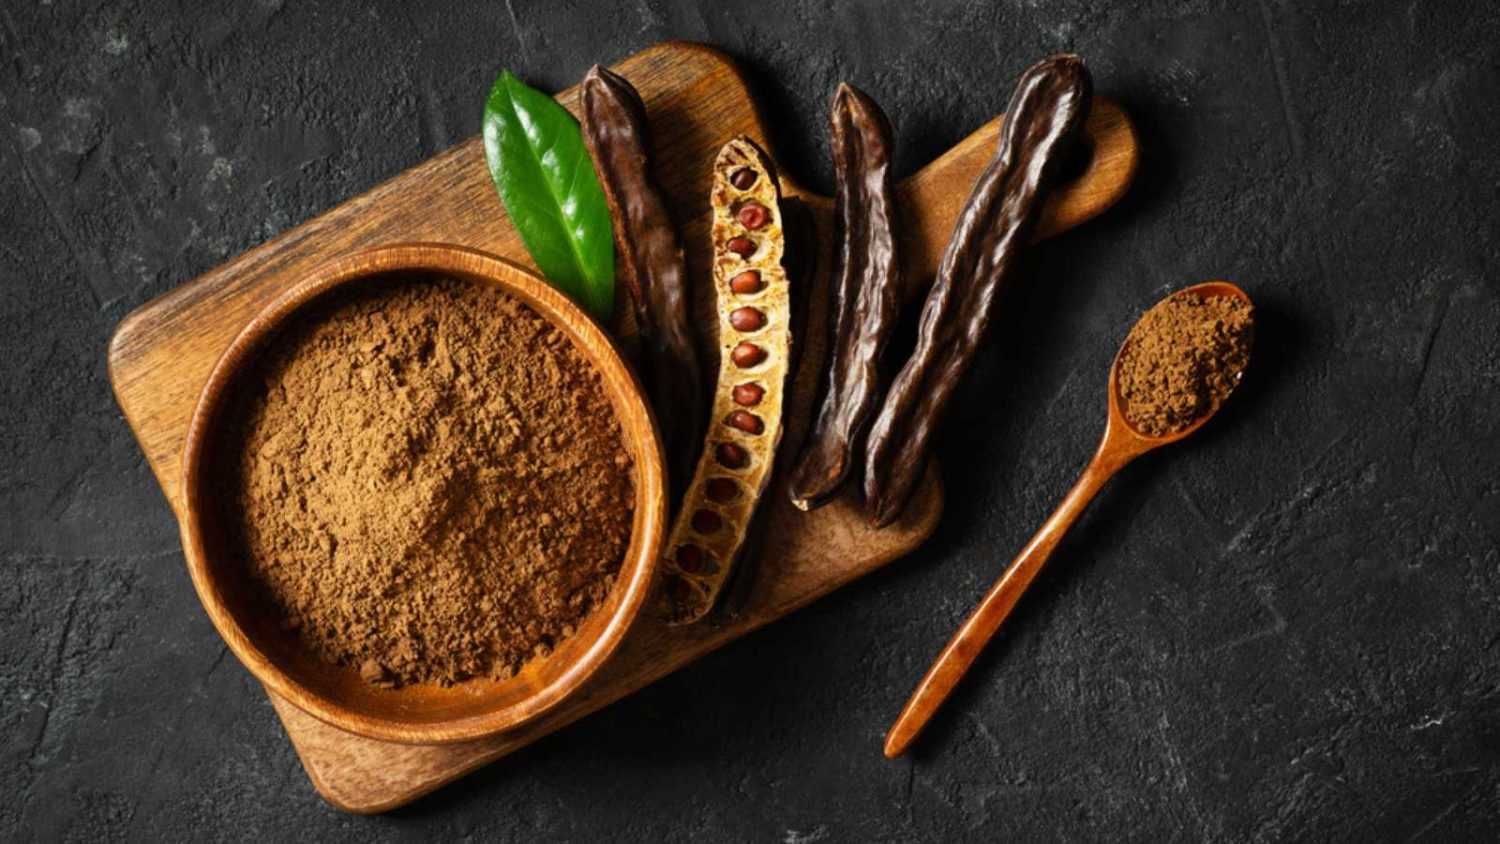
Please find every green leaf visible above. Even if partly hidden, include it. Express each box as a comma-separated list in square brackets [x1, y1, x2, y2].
[483, 69, 614, 321]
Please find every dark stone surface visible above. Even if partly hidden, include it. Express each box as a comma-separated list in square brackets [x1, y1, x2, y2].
[3, 0, 1498, 839]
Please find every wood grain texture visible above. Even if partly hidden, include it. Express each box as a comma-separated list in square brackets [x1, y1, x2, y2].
[107, 42, 1136, 812]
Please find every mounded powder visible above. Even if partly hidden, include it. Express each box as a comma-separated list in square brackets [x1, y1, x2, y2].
[1116, 291, 1253, 437]
[222, 275, 635, 687]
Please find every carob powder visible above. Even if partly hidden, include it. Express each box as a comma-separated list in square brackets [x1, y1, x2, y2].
[222, 275, 634, 687]
[1116, 291, 1253, 436]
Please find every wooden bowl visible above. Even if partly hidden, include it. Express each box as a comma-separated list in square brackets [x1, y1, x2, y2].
[178, 243, 668, 744]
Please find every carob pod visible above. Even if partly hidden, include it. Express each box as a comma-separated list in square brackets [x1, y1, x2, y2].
[717, 196, 816, 621]
[580, 65, 706, 501]
[788, 83, 902, 511]
[863, 55, 1093, 526]
[660, 136, 793, 624]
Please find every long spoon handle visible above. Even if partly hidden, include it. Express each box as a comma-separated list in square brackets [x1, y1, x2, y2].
[883, 440, 1131, 758]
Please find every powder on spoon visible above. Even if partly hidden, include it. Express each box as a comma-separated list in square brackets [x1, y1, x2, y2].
[220, 275, 635, 688]
[1116, 291, 1253, 437]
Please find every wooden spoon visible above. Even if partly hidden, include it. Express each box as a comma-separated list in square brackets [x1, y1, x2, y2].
[883, 281, 1253, 758]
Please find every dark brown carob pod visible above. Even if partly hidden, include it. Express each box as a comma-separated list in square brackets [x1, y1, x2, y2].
[863, 55, 1093, 526]
[580, 64, 705, 502]
[788, 83, 903, 511]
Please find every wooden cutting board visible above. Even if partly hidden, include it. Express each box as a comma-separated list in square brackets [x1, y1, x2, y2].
[108, 41, 1136, 813]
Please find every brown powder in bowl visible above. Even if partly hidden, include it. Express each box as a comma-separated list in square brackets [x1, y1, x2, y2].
[1116, 291, 1253, 437]
[220, 275, 635, 687]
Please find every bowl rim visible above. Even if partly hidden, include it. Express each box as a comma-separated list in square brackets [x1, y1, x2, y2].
[178, 242, 667, 744]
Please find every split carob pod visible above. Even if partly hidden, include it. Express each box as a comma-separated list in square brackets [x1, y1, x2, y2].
[863, 54, 1093, 527]
[788, 83, 902, 511]
[580, 65, 705, 501]
[660, 136, 792, 624]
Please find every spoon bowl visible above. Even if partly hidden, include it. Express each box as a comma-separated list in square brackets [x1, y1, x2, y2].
[884, 280, 1254, 757]
[1104, 280, 1254, 453]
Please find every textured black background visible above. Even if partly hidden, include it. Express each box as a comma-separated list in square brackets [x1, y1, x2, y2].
[4, 1, 1499, 840]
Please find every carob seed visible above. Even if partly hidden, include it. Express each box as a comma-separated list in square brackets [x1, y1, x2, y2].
[725, 410, 764, 434]
[731, 342, 766, 367]
[727, 237, 756, 258]
[732, 383, 765, 406]
[715, 442, 749, 468]
[730, 167, 757, 189]
[730, 270, 764, 294]
[730, 307, 767, 331]
[737, 203, 770, 230]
